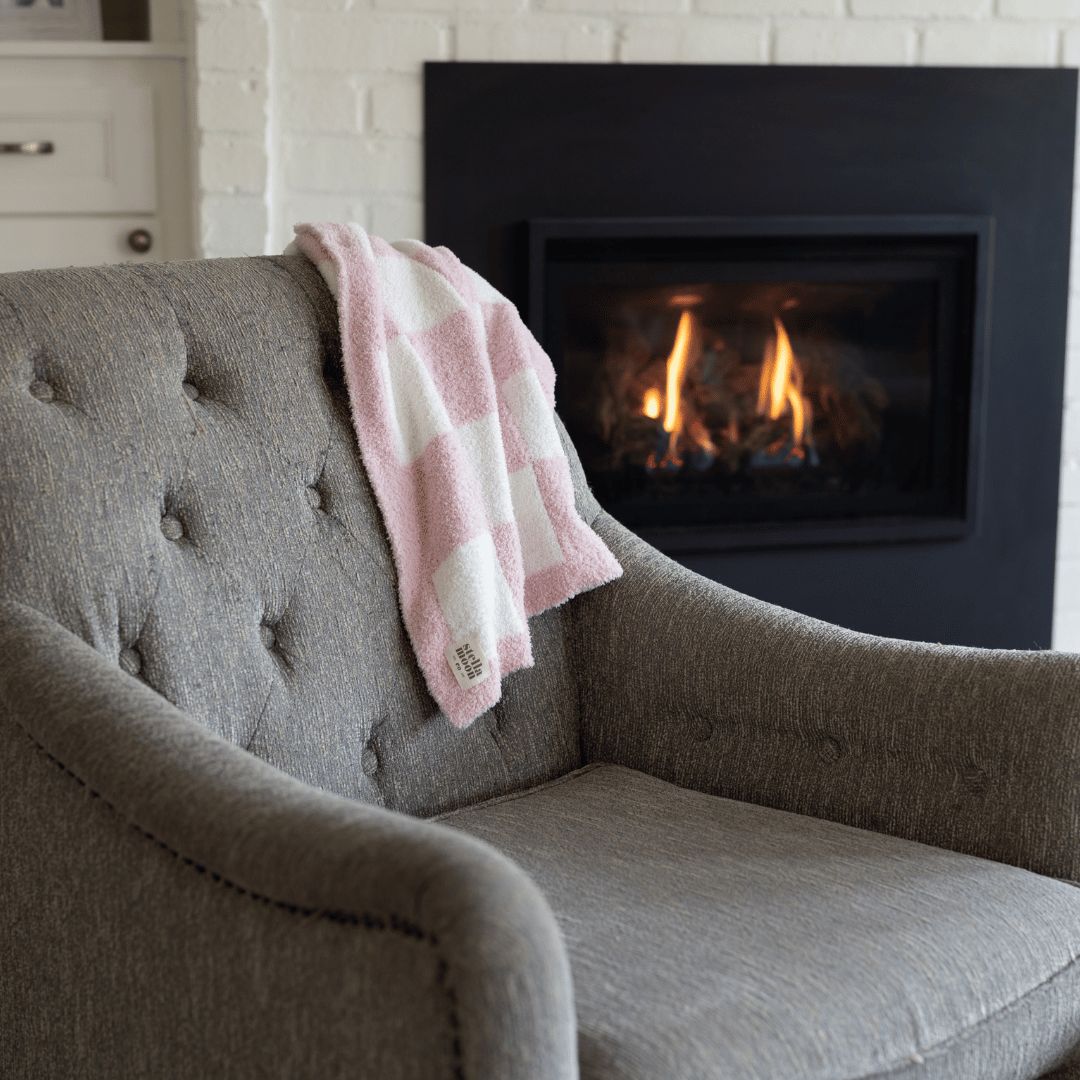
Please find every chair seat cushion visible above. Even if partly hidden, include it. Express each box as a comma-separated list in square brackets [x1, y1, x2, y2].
[437, 764, 1080, 1080]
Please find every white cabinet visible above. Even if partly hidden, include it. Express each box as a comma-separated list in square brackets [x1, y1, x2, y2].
[0, 47, 193, 271]
[0, 214, 162, 272]
[0, 82, 155, 213]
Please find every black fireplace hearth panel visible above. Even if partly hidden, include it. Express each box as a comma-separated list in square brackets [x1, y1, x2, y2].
[424, 62, 1076, 650]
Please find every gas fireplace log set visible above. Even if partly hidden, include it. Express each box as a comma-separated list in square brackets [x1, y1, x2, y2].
[425, 63, 1075, 650]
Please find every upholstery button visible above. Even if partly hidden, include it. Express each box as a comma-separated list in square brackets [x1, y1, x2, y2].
[29, 379, 54, 402]
[118, 648, 142, 676]
[361, 746, 379, 776]
[305, 486, 321, 510]
[182, 381, 200, 401]
[963, 767, 988, 796]
[160, 515, 183, 541]
[259, 624, 276, 650]
[815, 736, 843, 763]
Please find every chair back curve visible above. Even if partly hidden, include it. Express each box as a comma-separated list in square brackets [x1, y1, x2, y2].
[0, 256, 588, 816]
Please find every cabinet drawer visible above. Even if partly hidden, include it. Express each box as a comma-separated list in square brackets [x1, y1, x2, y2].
[0, 83, 155, 214]
[0, 216, 161, 273]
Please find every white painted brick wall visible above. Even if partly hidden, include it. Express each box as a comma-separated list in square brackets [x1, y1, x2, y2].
[457, 16, 614, 59]
[371, 78, 424, 137]
[194, 0, 271, 256]
[196, 5, 269, 71]
[852, 0, 991, 16]
[198, 74, 269, 132]
[718, 0, 839, 13]
[774, 19, 917, 64]
[922, 21, 1059, 65]
[619, 19, 766, 62]
[189, 0, 1080, 648]
[288, 12, 450, 72]
[1002, 0, 1080, 17]
[200, 132, 269, 193]
[281, 74, 360, 134]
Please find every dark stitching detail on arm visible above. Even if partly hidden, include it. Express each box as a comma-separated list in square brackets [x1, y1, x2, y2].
[18, 724, 466, 1080]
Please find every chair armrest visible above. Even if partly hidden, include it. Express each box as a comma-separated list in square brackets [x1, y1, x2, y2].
[573, 514, 1080, 881]
[0, 599, 576, 1080]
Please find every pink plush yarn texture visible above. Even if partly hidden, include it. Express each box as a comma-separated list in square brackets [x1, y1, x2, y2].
[288, 223, 622, 729]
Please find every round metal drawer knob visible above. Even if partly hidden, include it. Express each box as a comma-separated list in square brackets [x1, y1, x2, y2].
[127, 229, 153, 254]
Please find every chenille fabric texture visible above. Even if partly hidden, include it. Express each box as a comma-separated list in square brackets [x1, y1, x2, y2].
[286, 223, 622, 728]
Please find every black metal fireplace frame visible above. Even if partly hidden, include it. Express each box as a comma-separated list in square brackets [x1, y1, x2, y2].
[528, 213, 994, 554]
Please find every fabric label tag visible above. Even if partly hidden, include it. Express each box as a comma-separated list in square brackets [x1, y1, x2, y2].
[445, 637, 491, 691]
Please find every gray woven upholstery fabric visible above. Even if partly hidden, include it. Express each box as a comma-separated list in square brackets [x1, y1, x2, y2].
[441, 764, 1080, 1080]
[0, 257, 582, 818]
[571, 513, 1080, 882]
[0, 597, 577, 1080]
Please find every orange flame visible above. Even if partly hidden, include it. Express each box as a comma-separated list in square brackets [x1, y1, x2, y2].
[645, 308, 717, 470]
[757, 316, 810, 447]
[663, 310, 694, 435]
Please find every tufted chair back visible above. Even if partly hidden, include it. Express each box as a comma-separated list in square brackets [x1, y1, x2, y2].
[0, 257, 588, 817]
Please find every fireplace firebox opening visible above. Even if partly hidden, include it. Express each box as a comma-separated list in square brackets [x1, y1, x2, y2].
[530, 216, 992, 553]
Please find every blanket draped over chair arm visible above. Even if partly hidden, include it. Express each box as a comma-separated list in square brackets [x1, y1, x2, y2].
[0, 599, 578, 1080]
[573, 515, 1080, 884]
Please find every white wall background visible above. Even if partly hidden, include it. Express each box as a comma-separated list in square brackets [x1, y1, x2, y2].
[189, 0, 1080, 648]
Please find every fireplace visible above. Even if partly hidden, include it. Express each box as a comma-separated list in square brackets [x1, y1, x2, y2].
[531, 216, 990, 552]
[424, 62, 1075, 649]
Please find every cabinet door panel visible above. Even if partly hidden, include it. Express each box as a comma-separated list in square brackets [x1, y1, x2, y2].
[0, 83, 155, 213]
[0, 215, 161, 272]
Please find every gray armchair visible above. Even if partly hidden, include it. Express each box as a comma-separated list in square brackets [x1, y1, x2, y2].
[3, 256, 1080, 1080]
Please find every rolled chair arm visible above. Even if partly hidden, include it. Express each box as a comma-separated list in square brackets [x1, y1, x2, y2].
[0, 598, 576, 1080]
[573, 514, 1080, 882]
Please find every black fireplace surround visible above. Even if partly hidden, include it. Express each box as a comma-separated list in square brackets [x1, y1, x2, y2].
[425, 63, 1076, 650]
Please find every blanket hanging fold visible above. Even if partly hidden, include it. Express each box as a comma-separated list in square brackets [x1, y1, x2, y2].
[287, 223, 622, 729]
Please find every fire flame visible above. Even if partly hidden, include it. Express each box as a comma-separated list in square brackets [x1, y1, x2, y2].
[641, 308, 718, 470]
[757, 316, 811, 451]
[663, 310, 694, 435]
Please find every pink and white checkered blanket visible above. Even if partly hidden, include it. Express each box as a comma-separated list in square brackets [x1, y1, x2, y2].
[287, 223, 622, 729]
